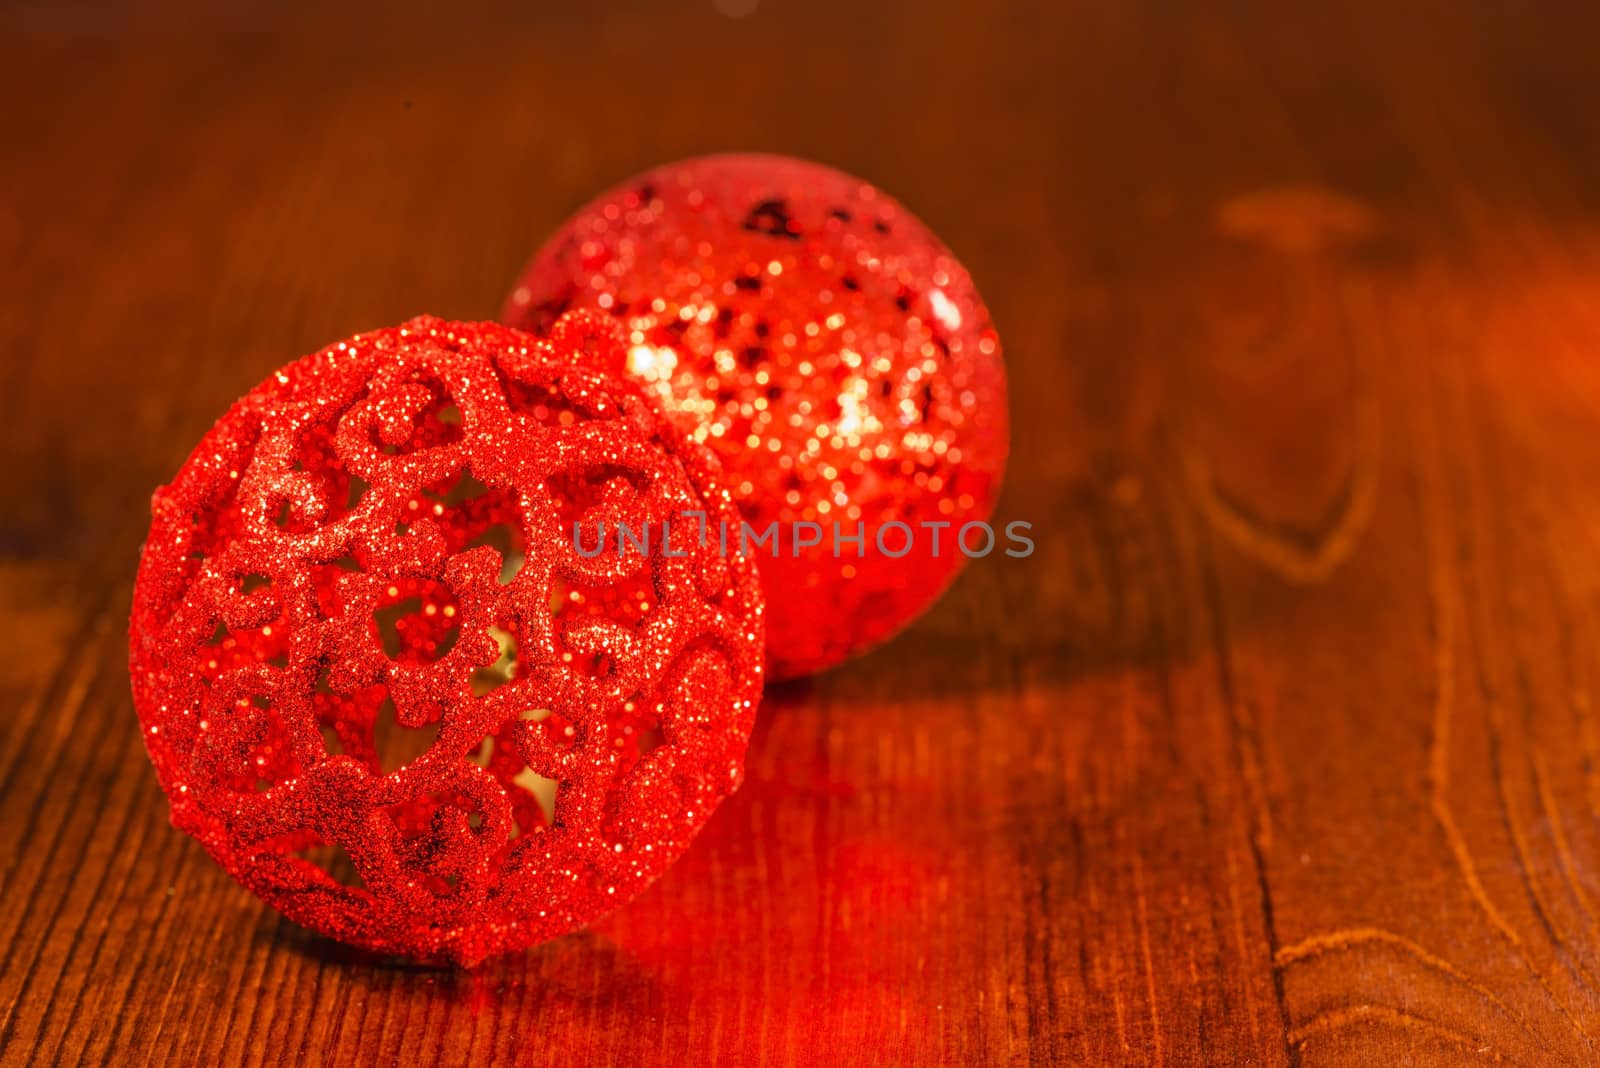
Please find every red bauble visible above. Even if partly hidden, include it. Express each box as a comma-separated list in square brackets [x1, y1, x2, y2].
[504, 154, 1008, 679]
[129, 314, 764, 965]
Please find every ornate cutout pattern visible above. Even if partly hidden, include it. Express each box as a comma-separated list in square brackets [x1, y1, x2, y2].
[130, 314, 764, 964]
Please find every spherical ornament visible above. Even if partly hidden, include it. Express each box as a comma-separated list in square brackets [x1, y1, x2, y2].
[129, 313, 764, 965]
[504, 154, 1008, 679]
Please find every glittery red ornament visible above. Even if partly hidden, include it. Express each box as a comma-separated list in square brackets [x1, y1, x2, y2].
[129, 314, 764, 965]
[504, 154, 1008, 679]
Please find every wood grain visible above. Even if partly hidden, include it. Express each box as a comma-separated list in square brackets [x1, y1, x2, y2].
[5, 0, 1600, 1063]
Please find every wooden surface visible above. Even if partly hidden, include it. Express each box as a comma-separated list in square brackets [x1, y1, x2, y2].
[5, 1, 1600, 1063]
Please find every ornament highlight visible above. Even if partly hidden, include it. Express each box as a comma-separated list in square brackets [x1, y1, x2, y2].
[129, 314, 764, 964]
[504, 154, 1009, 679]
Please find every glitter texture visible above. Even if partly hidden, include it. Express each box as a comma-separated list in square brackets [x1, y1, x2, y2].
[504, 154, 1009, 679]
[129, 314, 764, 965]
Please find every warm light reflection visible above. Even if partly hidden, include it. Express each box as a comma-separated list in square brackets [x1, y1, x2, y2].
[928, 286, 963, 331]
[627, 343, 677, 380]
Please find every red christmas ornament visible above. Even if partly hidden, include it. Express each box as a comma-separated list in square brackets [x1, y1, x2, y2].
[129, 314, 764, 965]
[504, 154, 1008, 679]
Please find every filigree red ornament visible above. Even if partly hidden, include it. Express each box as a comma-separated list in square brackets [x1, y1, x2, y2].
[129, 314, 764, 965]
[504, 154, 1009, 679]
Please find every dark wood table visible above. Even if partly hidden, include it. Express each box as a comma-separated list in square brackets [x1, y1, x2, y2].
[5, 1, 1600, 1063]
